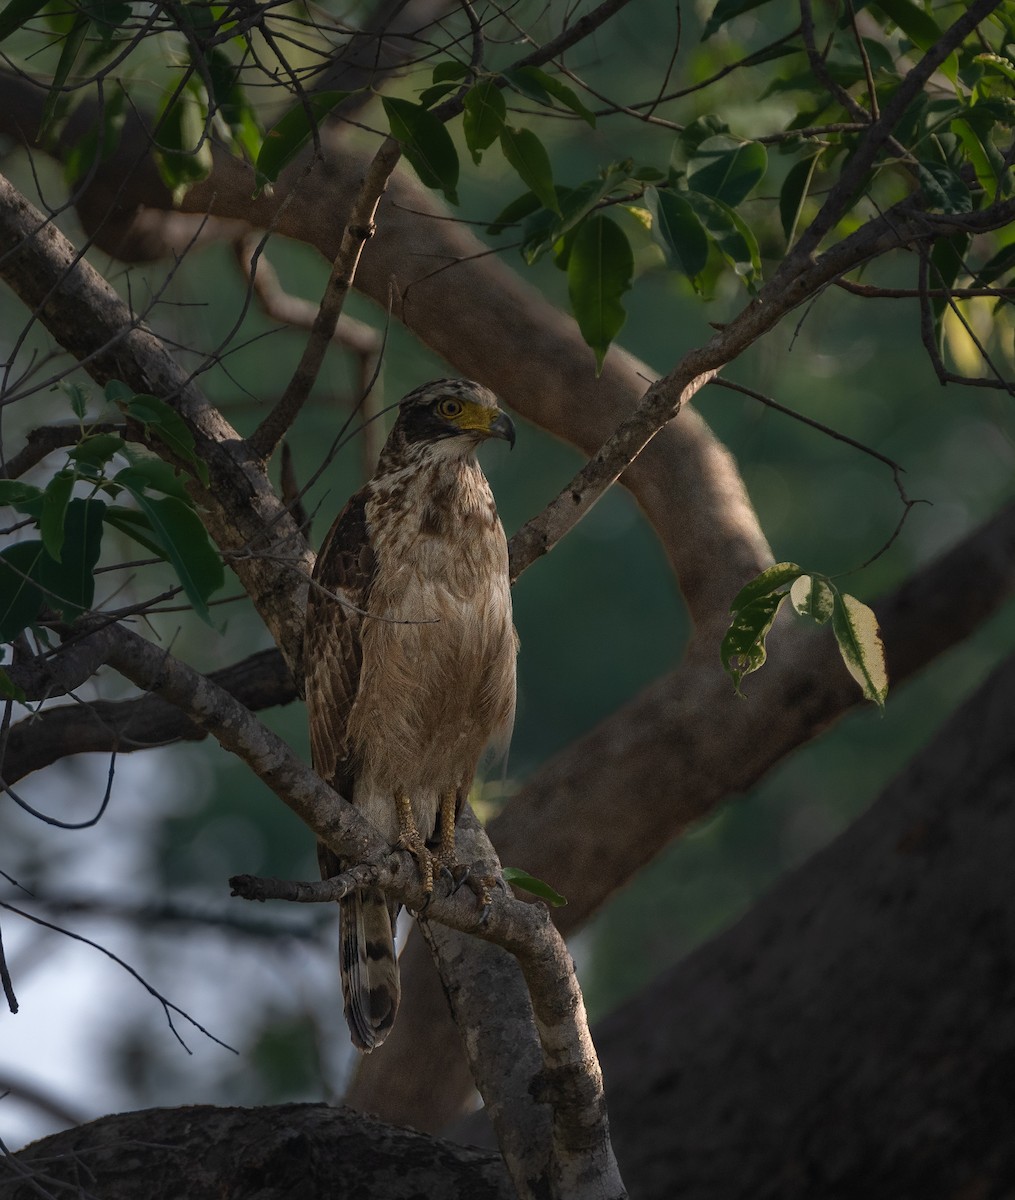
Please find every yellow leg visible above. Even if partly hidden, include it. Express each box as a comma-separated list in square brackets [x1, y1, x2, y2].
[437, 790, 457, 867]
[395, 790, 435, 898]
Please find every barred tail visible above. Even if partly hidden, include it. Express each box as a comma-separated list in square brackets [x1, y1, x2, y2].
[339, 888, 399, 1052]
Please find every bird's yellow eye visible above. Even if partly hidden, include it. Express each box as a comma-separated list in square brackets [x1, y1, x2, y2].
[437, 398, 463, 419]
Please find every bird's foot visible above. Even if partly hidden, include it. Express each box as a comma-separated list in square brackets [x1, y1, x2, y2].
[397, 834, 435, 907]
[461, 868, 503, 926]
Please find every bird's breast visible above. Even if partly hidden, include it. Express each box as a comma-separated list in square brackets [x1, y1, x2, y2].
[346, 465, 516, 813]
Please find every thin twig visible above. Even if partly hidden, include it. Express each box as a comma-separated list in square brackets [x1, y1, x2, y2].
[246, 136, 403, 461]
[1, 901, 236, 1054]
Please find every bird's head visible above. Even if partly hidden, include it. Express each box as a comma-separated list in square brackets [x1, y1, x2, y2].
[390, 379, 516, 458]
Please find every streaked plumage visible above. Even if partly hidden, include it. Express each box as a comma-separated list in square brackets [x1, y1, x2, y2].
[305, 379, 517, 1051]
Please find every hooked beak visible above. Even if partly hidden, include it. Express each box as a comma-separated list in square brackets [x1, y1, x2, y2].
[488, 410, 516, 449]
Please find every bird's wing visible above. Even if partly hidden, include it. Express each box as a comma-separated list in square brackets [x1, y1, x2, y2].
[305, 489, 376, 828]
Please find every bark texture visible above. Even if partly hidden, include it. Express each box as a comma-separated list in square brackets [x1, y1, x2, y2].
[590, 648, 1015, 1198]
[3, 1104, 510, 1199]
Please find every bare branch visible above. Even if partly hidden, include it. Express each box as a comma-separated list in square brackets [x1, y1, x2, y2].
[1, 647, 296, 785]
[233, 235, 381, 358]
[508, 367, 720, 581]
[246, 137, 403, 461]
[0, 422, 122, 480]
[1, 901, 235, 1054]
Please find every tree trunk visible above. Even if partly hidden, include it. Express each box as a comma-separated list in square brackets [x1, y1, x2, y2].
[593, 648, 1015, 1198]
[4, 1104, 510, 1199]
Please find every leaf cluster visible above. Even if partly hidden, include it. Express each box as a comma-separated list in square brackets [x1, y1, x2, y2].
[721, 562, 888, 710]
[0, 383, 224, 697]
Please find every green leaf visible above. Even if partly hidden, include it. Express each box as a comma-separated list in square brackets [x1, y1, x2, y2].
[701, 0, 778, 40]
[502, 867, 567, 907]
[789, 573, 835, 624]
[255, 91, 352, 186]
[115, 452, 190, 500]
[382, 95, 459, 204]
[80, 0, 130, 50]
[916, 161, 971, 214]
[677, 115, 731, 160]
[978, 242, 1015, 287]
[685, 190, 761, 289]
[721, 591, 789, 696]
[207, 46, 261, 163]
[68, 433, 125, 470]
[0, 481, 43, 507]
[974, 52, 1015, 87]
[432, 60, 470, 84]
[64, 380, 89, 418]
[0, 0, 48, 42]
[687, 136, 767, 207]
[123, 394, 208, 485]
[104, 379, 133, 405]
[487, 189, 544, 236]
[499, 125, 559, 215]
[463, 80, 506, 165]
[40, 470, 74, 562]
[64, 85, 126, 187]
[113, 478, 223, 622]
[729, 561, 803, 611]
[103, 505, 169, 560]
[0, 665, 25, 703]
[831, 591, 888, 709]
[951, 112, 1009, 200]
[154, 78, 214, 202]
[35, 497, 104, 622]
[503, 66, 595, 126]
[869, 0, 956, 80]
[520, 166, 629, 264]
[416, 83, 458, 109]
[645, 187, 709, 283]
[929, 233, 970, 348]
[39, 10, 90, 140]
[0, 542, 45, 641]
[779, 153, 821, 246]
[567, 214, 633, 374]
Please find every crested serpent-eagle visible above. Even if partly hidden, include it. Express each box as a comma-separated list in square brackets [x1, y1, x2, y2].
[305, 379, 518, 1051]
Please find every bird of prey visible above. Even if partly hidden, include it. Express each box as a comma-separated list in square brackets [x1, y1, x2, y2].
[305, 378, 517, 1052]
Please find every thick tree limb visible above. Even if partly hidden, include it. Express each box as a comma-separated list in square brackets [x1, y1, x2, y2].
[2, 647, 296, 784]
[592, 646, 1015, 1198]
[4, 1104, 512, 1199]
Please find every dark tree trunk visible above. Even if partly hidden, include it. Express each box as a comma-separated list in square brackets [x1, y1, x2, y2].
[595, 650, 1015, 1199]
[3, 1104, 510, 1199]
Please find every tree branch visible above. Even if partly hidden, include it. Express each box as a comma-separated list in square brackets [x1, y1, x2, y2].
[98, 622, 624, 1198]
[0, 170, 313, 676]
[5, 1104, 512, 1199]
[246, 137, 402, 461]
[1, 647, 296, 785]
